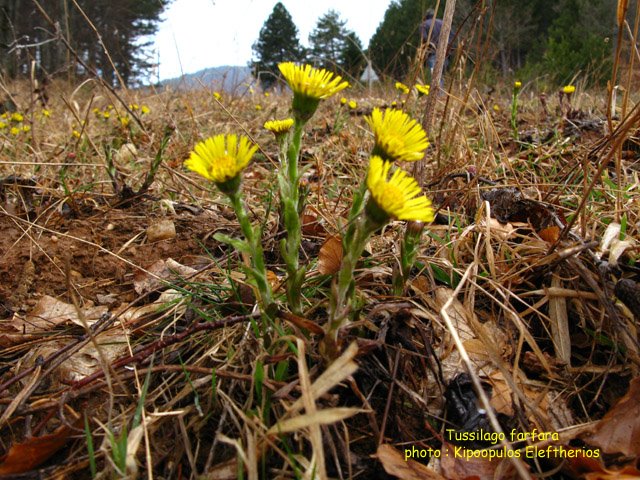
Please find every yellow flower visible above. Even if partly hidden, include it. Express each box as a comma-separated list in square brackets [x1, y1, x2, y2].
[415, 84, 430, 96]
[278, 62, 348, 120]
[10, 126, 20, 135]
[10, 112, 23, 123]
[213, 91, 222, 101]
[255, 104, 262, 111]
[42, 109, 51, 118]
[119, 116, 130, 128]
[103, 111, 111, 119]
[340, 97, 347, 105]
[395, 81, 410, 94]
[22, 125, 30, 133]
[72, 130, 81, 138]
[0, 121, 6, 129]
[493, 104, 501, 112]
[141, 105, 150, 115]
[264, 92, 270, 97]
[129, 103, 139, 111]
[366, 156, 434, 223]
[514, 81, 522, 89]
[348, 100, 357, 109]
[365, 108, 430, 163]
[264, 118, 294, 135]
[562, 85, 576, 94]
[184, 134, 257, 192]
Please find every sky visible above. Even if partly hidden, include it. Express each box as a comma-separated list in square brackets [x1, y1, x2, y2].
[153, 0, 394, 80]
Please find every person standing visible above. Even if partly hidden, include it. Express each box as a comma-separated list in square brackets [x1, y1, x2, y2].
[420, 9, 455, 83]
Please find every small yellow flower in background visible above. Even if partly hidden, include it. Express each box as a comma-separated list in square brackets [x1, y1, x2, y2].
[415, 84, 430, 96]
[391, 101, 398, 108]
[340, 97, 347, 105]
[129, 103, 139, 111]
[72, 130, 81, 138]
[264, 118, 294, 135]
[348, 100, 357, 109]
[493, 104, 501, 112]
[0, 121, 7, 129]
[366, 156, 434, 223]
[395, 81, 410, 94]
[10, 112, 23, 123]
[279, 62, 348, 101]
[42, 109, 51, 118]
[514, 81, 522, 89]
[264, 92, 270, 97]
[278, 62, 348, 120]
[1, 112, 8, 119]
[119, 116, 130, 128]
[10, 126, 20, 135]
[103, 111, 111, 119]
[365, 108, 430, 163]
[255, 104, 262, 111]
[213, 91, 222, 101]
[185, 134, 257, 190]
[22, 125, 30, 133]
[562, 85, 576, 94]
[141, 105, 150, 115]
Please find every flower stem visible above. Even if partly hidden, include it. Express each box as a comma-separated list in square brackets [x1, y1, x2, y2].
[322, 212, 378, 359]
[228, 191, 273, 309]
[279, 119, 307, 314]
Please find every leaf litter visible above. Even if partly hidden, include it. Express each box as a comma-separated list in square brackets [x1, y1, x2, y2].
[0, 74, 638, 479]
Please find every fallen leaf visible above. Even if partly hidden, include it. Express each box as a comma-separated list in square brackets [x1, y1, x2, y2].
[586, 377, 640, 457]
[301, 213, 326, 236]
[20, 295, 107, 332]
[376, 444, 445, 480]
[440, 443, 520, 480]
[563, 448, 640, 479]
[318, 235, 342, 275]
[133, 258, 197, 294]
[0, 423, 77, 474]
[539, 226, 560, 243]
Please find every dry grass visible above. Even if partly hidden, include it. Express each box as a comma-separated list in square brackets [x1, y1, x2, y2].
[0, 71, 639, 479]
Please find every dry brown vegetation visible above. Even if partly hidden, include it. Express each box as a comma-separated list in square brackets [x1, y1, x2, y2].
[0, 72, 639, 480]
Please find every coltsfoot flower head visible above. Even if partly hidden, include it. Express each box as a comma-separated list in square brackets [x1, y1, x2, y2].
[415, 84, 430, 97]
[264, 118, 294, 136]
[514, 81, 522, 90]
[185, 134, 258, 195]
[10, 112, 23, 123]
[562, 85, 576, 94]
[348, 100, 357, 109]
[395, 81, 410, 94]
[365, 108, 430, 163]
[278, 62, 348, 121]
[366, 156, 434, 224]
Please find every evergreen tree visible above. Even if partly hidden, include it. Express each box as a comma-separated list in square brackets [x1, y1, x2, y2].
[251, 2, 303, 89]
[368, 0, 432, 79]
[308, 9, 362, 77]
[0, 0, 170, 85]
[340, 32, 365, 79]
[541, 0, 614, 84]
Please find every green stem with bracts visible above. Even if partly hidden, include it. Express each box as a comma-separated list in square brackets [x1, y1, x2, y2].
[392, 221, 425, 296]
[227, 190, 273, 310]
[279, 118, 307, 314]
[322, 200, 387, 360]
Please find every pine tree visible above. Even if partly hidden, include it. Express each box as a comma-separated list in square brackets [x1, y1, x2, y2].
[252, 2, 303, 89]
[368, 0, 432, 79]
[308, 10, 362, 77]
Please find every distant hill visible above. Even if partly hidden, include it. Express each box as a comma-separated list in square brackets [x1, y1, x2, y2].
[161, 66, 253, 92]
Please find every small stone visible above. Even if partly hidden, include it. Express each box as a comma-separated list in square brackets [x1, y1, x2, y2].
[106, 223, 115, 231]
[146, 219, 176, 243]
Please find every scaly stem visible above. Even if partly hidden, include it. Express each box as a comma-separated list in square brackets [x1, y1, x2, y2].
[323, 212, 378, 359]
[228, 191, 273, 309]
[279, 119, 306, 314]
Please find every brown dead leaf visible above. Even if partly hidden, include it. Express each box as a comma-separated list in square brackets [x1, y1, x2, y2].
[586, 377, 640, 457]
[0, 422, 77, 474]
[376, 444, 445, 480]
[20, 295, 107, 332]
[318, 235, 342, 275]
[539, 226, 560, 243]
[133, 258, 197, 294]
[301, 213, 326, 236]
[563, 448, 640, 479]
[440, 443, 520, 480]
